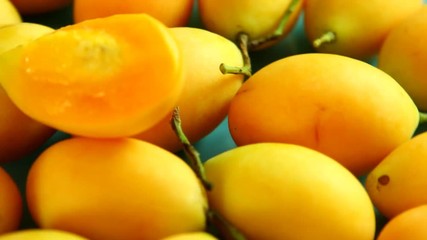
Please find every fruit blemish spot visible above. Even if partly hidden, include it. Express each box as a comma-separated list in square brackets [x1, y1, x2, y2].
[378, 175, 390, 186]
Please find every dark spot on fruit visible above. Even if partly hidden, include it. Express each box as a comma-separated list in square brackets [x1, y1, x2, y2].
[378, 175, 390, 186]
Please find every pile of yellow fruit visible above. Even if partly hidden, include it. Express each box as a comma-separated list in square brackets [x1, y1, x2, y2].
[1, 0, 427, 239]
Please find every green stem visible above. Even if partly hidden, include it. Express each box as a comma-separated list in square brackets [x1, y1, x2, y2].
[248, 0, 302, 50]
[171, 107, 212, 190]
[171, 107, 246, 240]
[420, 111, 427, 124]
[221, 0, 301, 78]
[220, 32, 252, 80]
[219, 63, 251, 78]
[313, 31, 336, 48]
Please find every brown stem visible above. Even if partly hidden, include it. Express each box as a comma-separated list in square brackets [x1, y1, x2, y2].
[248, 0, 302, 50]
[171, 107, 247, 239]
[207, 210, 247, 240]
[171, 107, 212, 190]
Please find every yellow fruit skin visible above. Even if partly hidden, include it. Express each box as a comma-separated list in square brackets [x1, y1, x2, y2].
[0, 23, 54, 53]
[26, 137, 207, 240]
[365, 131, 427, 219]
[0, 229, 88, 240]
[161, 232, 218, 240]
[0, 167, 22, 234]
[73, 0, 194, 27]
[376, 205, 427, 240]
[228, 53, 419, 176]
[198, 0, 304, 49]
[0, 0, 21, 27]
[133, 27, 244, 152]
[378, 6, 427, 111]
[204, 143, 376, 240]
[0, 22, 56, 163]
[304, 0, 423, 59]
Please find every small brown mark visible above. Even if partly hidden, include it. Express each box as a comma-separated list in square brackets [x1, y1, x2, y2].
[378, 175, 390, 186]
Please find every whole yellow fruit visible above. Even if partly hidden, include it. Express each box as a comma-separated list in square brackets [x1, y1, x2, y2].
[26, 137, 208, 240]
[204, 143, 376, 240]
[133, 27, 244, 152]
[365, 131, 427, 219]
[228, 53, 419, 176]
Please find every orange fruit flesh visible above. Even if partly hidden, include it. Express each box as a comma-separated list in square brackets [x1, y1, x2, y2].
[2, 14, 184, 138]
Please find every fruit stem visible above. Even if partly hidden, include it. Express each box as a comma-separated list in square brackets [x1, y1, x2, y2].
[171, 107, 212, 190]
[171, 107, 247, 239]
[420, 111, 427, 124]
[220, 32, 252, 80]
[208, 209, 247, 240]
[313, 31, 336, 48]
[219, 63, 251, 78]
[248, 0, 302, 50]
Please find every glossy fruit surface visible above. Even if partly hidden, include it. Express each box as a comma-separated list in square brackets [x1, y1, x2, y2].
[26, 137, 207, 240]
[365, 131, 427, 219]
[228, 53, 419, 176]
[0, 22, 53, 53]
[0, 167, 22, 234]
[0, 0, 21, 27]
[0, 22, 56, 163]
[0, 14, 184, 138]
[161, 232, 218, 240]
[0, 229, 88, 240]
[133, 27, 244, 152]
[376, 205, 427, 240]
[204, 143, 376, 240]
[378, 5, 427, 111]
[0, 86, 55, 163]
[198, 0, 304, 50]
[304, 0, 423, 59]
[73, 0, 194, 27]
